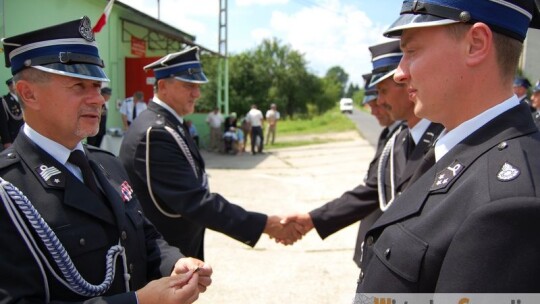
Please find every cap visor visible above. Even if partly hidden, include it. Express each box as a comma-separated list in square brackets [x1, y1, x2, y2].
[174, 72, 209, 84]
[33, 63, 109, 82]
[384, 14, 460, 37]
[362, 94, 378, 105]
[370, 69, 397, 87]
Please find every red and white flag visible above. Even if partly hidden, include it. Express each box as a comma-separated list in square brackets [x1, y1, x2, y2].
[93, 0, 115, 33]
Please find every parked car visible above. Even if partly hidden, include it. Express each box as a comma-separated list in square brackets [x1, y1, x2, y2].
[339, 98, 354, 114]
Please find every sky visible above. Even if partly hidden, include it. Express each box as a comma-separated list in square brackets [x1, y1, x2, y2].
[126, 0, 404, 86]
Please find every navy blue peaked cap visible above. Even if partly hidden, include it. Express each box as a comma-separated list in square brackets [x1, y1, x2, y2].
[368, 40, 403, 87]
[2, 16, 108, 81]
[144, 47, 208, 83]
[514, 76, 532, 88]
[362, 73, 378, 105]
[101, 87, 112, 95]
[384, 0, 540, 42]
[533, 80, 540, 93]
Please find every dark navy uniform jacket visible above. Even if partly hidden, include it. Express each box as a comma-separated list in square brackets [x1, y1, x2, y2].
[0, 133, 182, 303]
[0, 93, 24, 145]
[357, 103, 540, 292]
[310, 121, 443, 266]
[119, 101, 267, 260]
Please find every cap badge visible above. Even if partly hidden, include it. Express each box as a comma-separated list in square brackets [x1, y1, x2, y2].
[79, 16, 95, 42]
[35, 164, 65, 188]
[497, 162, 520, 181]
[459, 11, 471, 22]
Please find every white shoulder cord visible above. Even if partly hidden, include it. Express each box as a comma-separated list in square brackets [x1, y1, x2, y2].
[145, 125, 200, 218]
[0, 178, 129, 302]
[377, 126, 402, 212]
[2, 96, 23, 121]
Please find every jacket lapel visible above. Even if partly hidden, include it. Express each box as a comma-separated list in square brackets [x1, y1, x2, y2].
[370, 103, 538, 231]
[14, 134, 116, 224]
[148, 102, 205, 168]
[88, 158, 127, 229]
[397, 123, 444, 188]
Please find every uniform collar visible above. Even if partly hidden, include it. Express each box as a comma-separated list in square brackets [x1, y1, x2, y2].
[387, 120, 403, 134]
[409, 118, 431, 145]
[23, 124, 85, 167]
[517, 93, 528, 101]
[435, 95, 520, 161]
[151, 96, 184, 124]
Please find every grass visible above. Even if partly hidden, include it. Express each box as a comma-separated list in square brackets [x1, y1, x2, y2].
[268, 137, 354, 149]
[263, 106, 359, 149]
[277, 107, 357, 135]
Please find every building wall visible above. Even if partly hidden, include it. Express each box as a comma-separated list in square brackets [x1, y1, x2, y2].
[0, 0, 125, 128]
[0, 0, 197, 131]
[523, 28, 540, 85]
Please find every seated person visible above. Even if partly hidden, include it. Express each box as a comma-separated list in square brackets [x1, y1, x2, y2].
[235, 127, 245, 155]
[223, 127, 238, 154]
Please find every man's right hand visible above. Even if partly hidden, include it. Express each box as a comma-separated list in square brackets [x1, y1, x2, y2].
[280, 213, 314, 235]
[136, 270, 199, 304]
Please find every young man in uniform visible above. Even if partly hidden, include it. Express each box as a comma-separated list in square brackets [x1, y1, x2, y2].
[279, 41, 443, 265]
[355, 0, 540, 294]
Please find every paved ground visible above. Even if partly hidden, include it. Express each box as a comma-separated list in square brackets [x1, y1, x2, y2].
[196, 125, 378, 303]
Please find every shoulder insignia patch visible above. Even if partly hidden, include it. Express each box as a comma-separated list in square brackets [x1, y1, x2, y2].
[497, 162, 520, 181]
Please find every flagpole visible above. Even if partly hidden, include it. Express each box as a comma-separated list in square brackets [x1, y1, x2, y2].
[157, 0, 160, 20]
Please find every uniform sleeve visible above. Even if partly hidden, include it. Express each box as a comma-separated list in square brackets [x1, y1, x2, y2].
[133, 127, 267, 247]
[119, 100, 128, 116]
[0, 98, 12, 145]
[141, 213, 184, 278]
[309, 182, 379, 239]
[436, 197, 540, 292]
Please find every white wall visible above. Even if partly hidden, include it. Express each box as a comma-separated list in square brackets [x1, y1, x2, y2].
[522, 28, 540, 84]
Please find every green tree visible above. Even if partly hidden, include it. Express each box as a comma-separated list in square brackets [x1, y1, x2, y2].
[325, 66, 349, 97]
[199, 38, 354, 118]
[196, 53, 219, 113]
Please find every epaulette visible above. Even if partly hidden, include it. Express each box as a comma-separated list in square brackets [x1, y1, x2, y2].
[151, 114, 167, 129]
[85, 144, 116, 157]
[0, 148, 21, 170]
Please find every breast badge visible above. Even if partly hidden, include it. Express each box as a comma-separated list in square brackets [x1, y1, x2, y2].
[497, 162, 520, 181]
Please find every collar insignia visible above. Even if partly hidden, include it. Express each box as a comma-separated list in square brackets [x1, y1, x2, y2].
[35, 164, 65, 188]
[497, 162, 520, 181]
[430, 160, 464, 191]
[177, 125, 186, 137]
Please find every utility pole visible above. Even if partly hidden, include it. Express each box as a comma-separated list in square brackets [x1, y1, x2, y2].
[217, 0, 229, 115]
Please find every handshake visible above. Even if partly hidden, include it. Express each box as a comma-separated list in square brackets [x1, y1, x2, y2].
[263, 213, 314, 245]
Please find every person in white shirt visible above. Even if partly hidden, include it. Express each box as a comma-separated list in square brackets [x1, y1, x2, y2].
[246, 104, 264, 154]
[265, 103, 280, 145]
[206, 107, 224, 152]
[119, 91, 147, 131]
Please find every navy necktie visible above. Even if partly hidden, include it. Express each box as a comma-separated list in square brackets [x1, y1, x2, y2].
[408, 145, 435, 186]
[132, 103, 137, 121]
[68, 150, 100, 196]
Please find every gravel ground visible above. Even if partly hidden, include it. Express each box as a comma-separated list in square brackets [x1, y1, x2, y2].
[195, 133, 375, 304]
